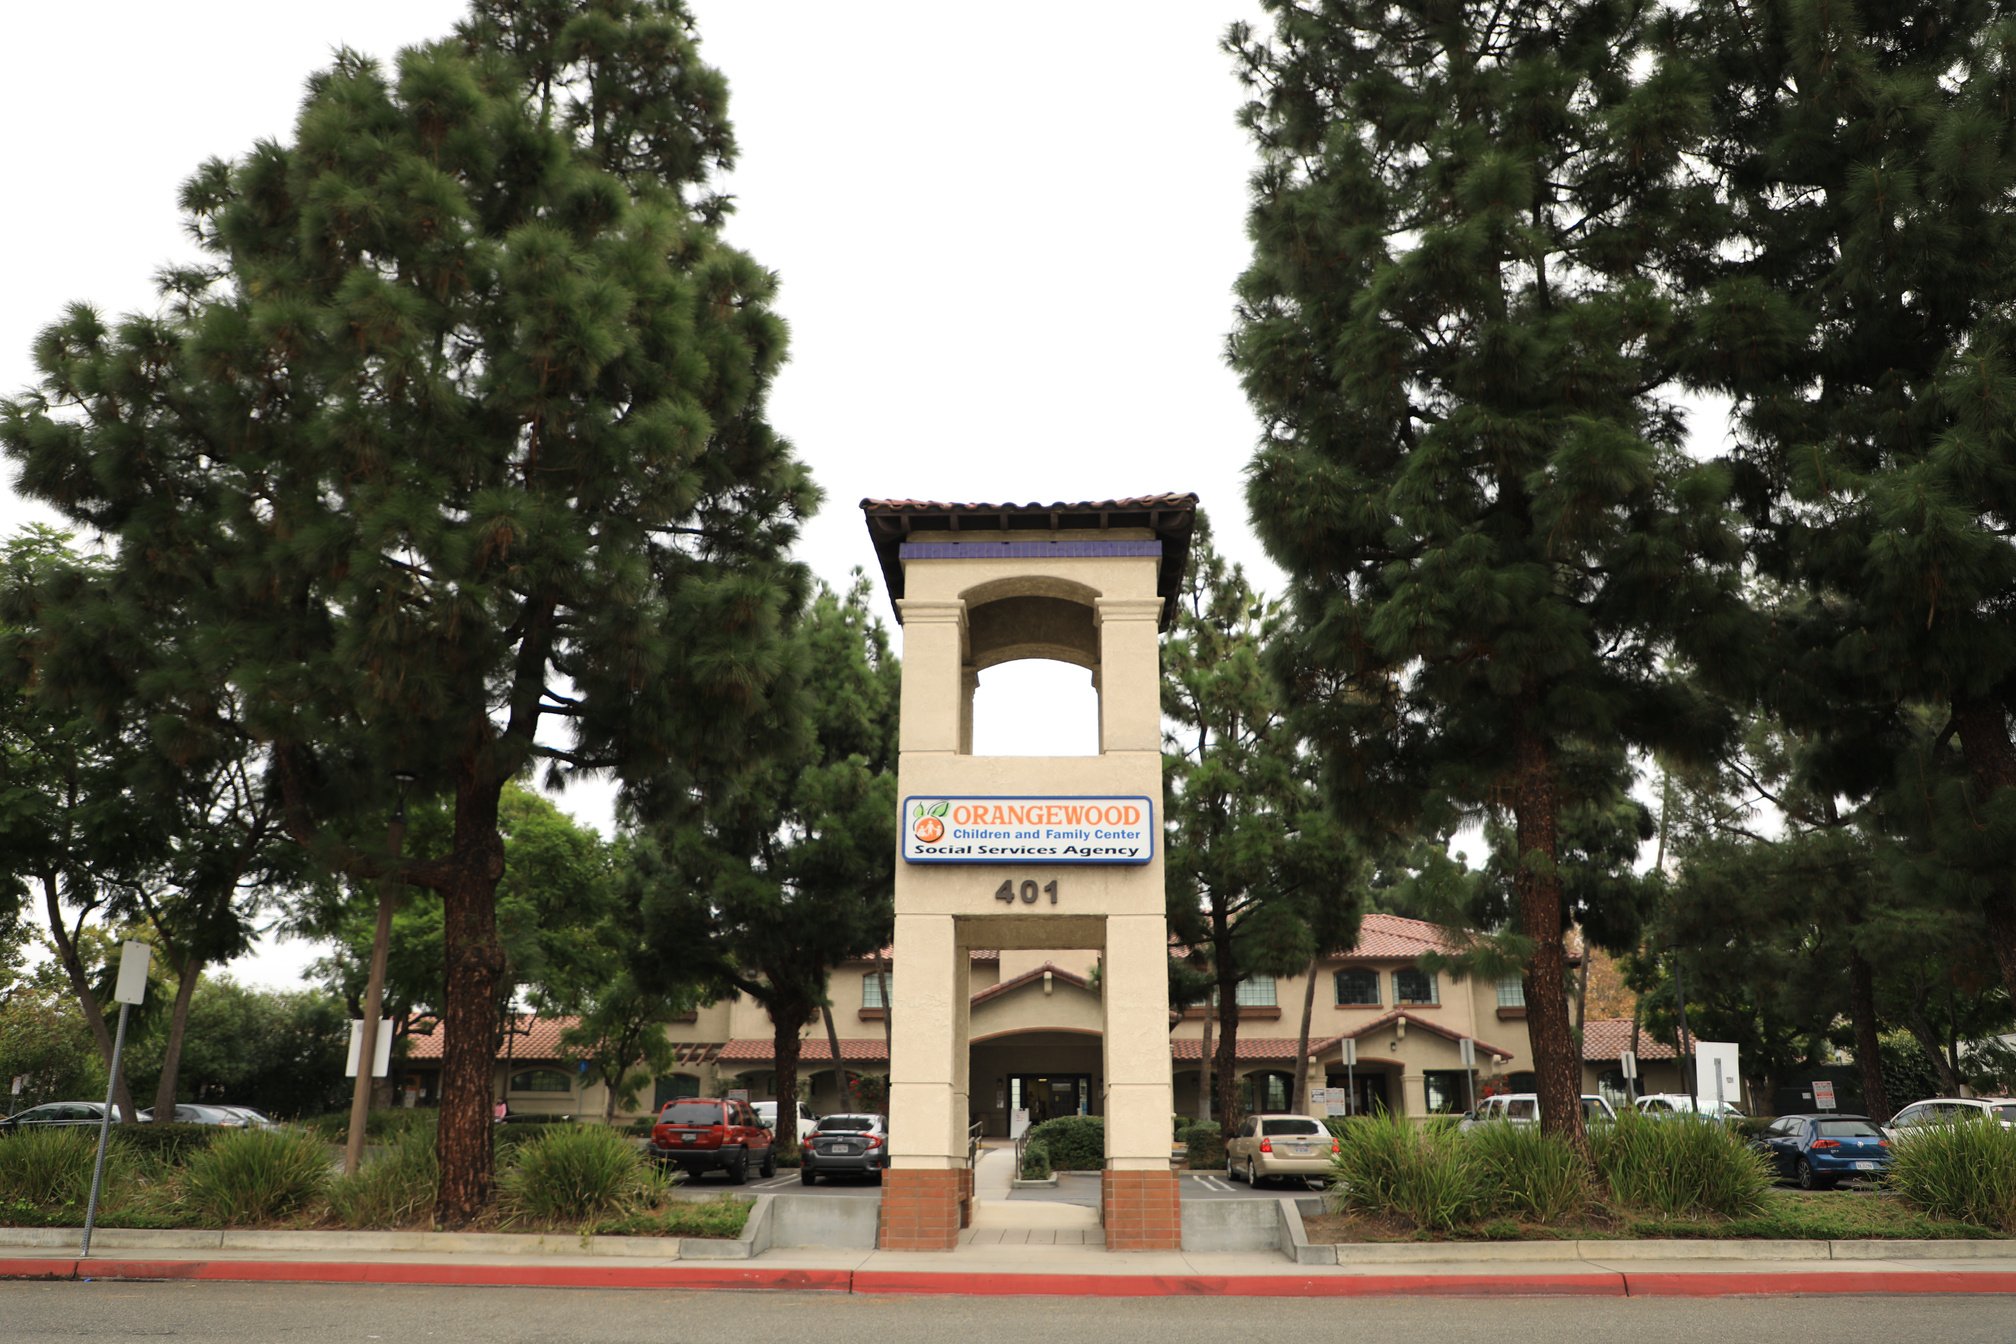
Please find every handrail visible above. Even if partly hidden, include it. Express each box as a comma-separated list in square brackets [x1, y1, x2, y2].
[968, 1118, 985, 1169]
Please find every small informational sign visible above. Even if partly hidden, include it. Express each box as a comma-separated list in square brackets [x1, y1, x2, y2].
[727, 1088, 750, 1103]
[1010, 1108, 1031, 1140]
[1458, 1037, 1476, 1069]
[1620, 1050, 1638, 1080]
[1340, 1038, 1357, 1068]
[1812, 1080, 1837, 1111]
[113, 941, 152, 1006]
[1311, 1087, 1349, 1118]
[345, 1020, 394, 1078]
[901, 795, 1154, 865]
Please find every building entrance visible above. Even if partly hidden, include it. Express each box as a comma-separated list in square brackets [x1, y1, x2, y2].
[1009, 1073, 1092, 1128]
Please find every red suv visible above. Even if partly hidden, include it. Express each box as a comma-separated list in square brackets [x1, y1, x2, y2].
[648, 1098, 774, 1183]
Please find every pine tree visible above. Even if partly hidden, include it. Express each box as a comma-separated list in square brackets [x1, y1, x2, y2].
[638, 576, 899, 1152]
[0, 2, 813, 1222]
[1228, 0, 1745, 1151]
[1162, 517, 1359, 1130]
[1680, 0, 2016, 1008]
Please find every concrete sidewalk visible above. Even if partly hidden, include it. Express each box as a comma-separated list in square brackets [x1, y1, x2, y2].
[3, 1229, 2014, 1297]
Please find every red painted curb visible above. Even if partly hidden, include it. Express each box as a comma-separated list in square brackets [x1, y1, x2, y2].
[850, 1271, 1627, 1298]
[52, 1260, 852, 1292]
[1623, 1270, 2016, 1298]
[0, 1258, 77, 1281]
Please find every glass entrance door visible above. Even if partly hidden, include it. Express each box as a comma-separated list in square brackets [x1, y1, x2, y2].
[1008, 1073, 1093, 1125]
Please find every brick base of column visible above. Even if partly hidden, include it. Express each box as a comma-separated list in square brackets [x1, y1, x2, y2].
[1100, 1168, 1181, 1251]
[958, 1165, 974, 1228]
[878, 1168, 964, 1251]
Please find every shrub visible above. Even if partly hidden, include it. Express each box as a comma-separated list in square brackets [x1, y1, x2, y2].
[178, 1127, 332, 1225]
[1328, 1110, 1481, 1232]
[113, 1123, 219, 1166]
[1019, 1140, 1052, 1180]
[301, 1108, 435, 1142]
[497, 1123, 667, 1226]
[0, 1126, 100, 1207]
[1023, 1115, 1102, 1171]
[1172, 1114, 1194, 1146]
[1464, 1121, 1591, 1224]
[1592, 1109, 1770, 1219]
[1887, 1117, 2016, 1233]
[1185, 1121, 1225, 1169]
[326, 1125, 437, 1229]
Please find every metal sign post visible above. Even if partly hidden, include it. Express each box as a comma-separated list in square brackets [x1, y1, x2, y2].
[1459, 1037, 1477, 1115]
[82, 941, 150, 1257]
[1341, 1037, 1357, 1116]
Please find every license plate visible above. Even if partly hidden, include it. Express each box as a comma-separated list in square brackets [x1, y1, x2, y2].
[836, 1144, 856, 1154]
[1287, 1145, 1312, 1157]
[679, 1134, 693, 1143]
[1853, 1160, 1875, 1170]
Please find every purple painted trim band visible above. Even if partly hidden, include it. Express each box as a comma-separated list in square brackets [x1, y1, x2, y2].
[898, 541, 1163, 561]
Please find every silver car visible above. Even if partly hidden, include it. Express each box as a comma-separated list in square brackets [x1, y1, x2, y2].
[1225, 1114, 1337, 1186]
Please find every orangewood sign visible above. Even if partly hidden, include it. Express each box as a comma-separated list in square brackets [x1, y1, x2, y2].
[902, 795, 1155, 865]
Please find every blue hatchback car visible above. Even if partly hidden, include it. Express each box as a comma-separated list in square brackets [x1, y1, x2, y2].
[1752, 1113, 1890, 1189]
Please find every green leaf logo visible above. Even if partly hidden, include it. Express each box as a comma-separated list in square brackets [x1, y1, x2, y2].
[929, 801, 949, 818]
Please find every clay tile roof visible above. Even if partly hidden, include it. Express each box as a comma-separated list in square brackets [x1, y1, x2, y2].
[1334, 912, 1469, 959]
[969, 962, 1093, 1008]
[1170, 1037, 1304, 1062]
[1314, 1009, 1515, 1063]
[859, 494, 1200, 628]
[1581, 1017, 1687, 1062]
[717, 1039, 890, 1063]
[853, 947, 997, 964]
[403, 1014, 579, 1062]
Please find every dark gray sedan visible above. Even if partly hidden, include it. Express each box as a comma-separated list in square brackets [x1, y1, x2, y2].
[799, 1113, 888, 1184]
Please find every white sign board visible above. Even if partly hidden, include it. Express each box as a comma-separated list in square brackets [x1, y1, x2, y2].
[1340, 1038, 1357, 1068]
[1619, 1050, 1638, 1080]
[345, 1019, 393, 1078]
[1311, 1087, 1349, 1118]
[901, 795, 1154, 865]
[113, 941, 152, 1006]
[1812, 1080, 1837, 1111]
[1695, 1040, 1740, 1107]
[1458, 1038, 1476, 1069]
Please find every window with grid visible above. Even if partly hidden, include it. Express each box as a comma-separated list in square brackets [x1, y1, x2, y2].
[862, 972, 893, 1010]
[1393, 968, 1438, 1006]
[1234, 975, 1278, 1008]
[1496, 976, 1525, 1008]
[1334, 968, 1380, 1006]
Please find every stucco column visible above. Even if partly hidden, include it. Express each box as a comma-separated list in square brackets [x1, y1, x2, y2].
[880, 912, 963, 1250]
[898, 599, 967, 755]
[1094, 598, 1163, 754]
[959, 665, 979, 755]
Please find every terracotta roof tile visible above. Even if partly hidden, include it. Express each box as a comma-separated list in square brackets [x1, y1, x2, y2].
[1334, 912, 1470, 959]
[1170, 1037, 1303, 1062]
[403, 1014, 579, 1062]
[1314, 1010, 1516, 1063]
[969, 962, 1093, 1008]
[717, 1039, 890, 1063]
[1581, 1017, 1688, 1062]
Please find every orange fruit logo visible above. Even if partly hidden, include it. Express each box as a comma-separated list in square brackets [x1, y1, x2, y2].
[910, 800, 949, 844]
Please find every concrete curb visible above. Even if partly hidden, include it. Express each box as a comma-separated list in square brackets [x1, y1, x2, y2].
[1306, 1238, 2016, 1266]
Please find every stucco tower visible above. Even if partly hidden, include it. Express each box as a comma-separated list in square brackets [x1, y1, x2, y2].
[861, 495, 1196, 1252]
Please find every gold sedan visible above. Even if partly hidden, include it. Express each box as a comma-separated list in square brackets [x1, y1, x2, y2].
[1224, 1114, 1339, 1187]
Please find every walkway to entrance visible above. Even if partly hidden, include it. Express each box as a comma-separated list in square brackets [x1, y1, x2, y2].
[963, 1142, 1103, 1247]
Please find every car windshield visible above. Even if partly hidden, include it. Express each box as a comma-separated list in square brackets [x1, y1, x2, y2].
[660, 1103, 722, 1125]
[1994, 1104, 2016, 1124]
[816, 1115, 878, 1133]
[1816, 1120, 1882, 1138]
[1261, 1119, 1323, 1136]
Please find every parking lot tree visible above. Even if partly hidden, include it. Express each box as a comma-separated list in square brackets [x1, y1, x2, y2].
[1678, 0, 2016, 1007]
[639, 576, 898, 1153]
[0, 1, 814, 1223]
[1163, 519, 1360, 1131]
[1228, 0, 1748, 1153]
[123, 977, 352, 1119]
[0, 950, 105, 1111]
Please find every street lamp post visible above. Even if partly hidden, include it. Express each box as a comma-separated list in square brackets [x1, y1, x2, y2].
[344, 769, 416, 1177]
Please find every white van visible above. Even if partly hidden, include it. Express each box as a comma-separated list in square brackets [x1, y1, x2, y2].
[752, 1100, 819, 1131]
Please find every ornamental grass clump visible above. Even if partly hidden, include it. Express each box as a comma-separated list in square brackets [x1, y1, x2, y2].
[1887, 1117, 2016, 1233]
[1328, 1110, 1482, 1232]
[0, 1126, 100, 1208]
[326, 1123, 438, 1229]
[177, 1127, 332, 1225]
[497, 1124, 668, 1226]
[1592, 1109, 1770, 1219]
[1464, 1119, 1592, 1224]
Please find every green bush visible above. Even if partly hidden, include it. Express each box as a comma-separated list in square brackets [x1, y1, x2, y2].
[177, 1127, 332, 1225]
[1185, 1120, 1225, 1169]
[1464, 1121, 1591, 1223]
[1592, 1109, 1770, 1219]
[326, 1125, 437, 1229]
[1328, 1110, 1481, 1232]
[1023, 1115, 1103, 1171]
[1019, 1140, 1052, 1180]
[112, 1123, 219, 1165]
[301, 1108, 436, 1142]
[497, 1123, 668, 1226]
[1888, 1117, 2016, 1233]
[0, 1126, 100, 1207]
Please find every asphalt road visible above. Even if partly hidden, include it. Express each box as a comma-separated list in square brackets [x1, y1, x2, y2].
[2, 1283, 2009, 1343]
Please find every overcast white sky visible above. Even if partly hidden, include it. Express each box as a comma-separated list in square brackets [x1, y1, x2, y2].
[2, 2, 1280, 988]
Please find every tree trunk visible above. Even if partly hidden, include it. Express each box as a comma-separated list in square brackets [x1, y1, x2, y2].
[41, 876, 135, 1122]
[1574, 932, 1590, 1037]
[770, 1004, 807, 1152]
[1953, 696, 2016, 1004]
[1847, 949, 1890, 1122]
[1511, 721, 1586, 1156]
[1212, 944, 1243, 1132]
[433, 782, 508, 1228]
[1291, 956, 1319, 1115]
[1903, 992, 1965, 1096]
[151, 949, 205, 1122]
[820, 1002, 849, 1112]
[1198, 1001, 1216, 1123]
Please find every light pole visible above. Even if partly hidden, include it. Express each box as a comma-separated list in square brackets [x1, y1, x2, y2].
[344, 769, 416, 1176]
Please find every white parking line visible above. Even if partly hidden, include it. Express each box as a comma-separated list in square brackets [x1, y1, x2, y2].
[749, 1175, 797, 1189]
[1188, 1174, 1234, 1192]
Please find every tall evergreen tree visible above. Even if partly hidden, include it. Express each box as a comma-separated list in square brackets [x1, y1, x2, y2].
[1228, 0, 1745, 1150]
[1163, 517, 1359, 1131]
[1681, 0, 2016, 1008]
[0, 1, 813, 1222]
[639, 576, 899, 1152]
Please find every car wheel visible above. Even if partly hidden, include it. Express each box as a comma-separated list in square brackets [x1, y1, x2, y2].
[727, 1155, 748, 1185]
[1247, 1159, 1262, 1188]
[761, 1148, 776, 1179]
[799, 1166, 815, 1185]
[1796, 1158, 1831, 1191]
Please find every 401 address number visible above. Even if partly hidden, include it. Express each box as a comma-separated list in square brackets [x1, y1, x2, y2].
[994, 878, 1060, 906]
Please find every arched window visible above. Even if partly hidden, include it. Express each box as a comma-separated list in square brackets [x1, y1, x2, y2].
[508, 1068, 571, 1094]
